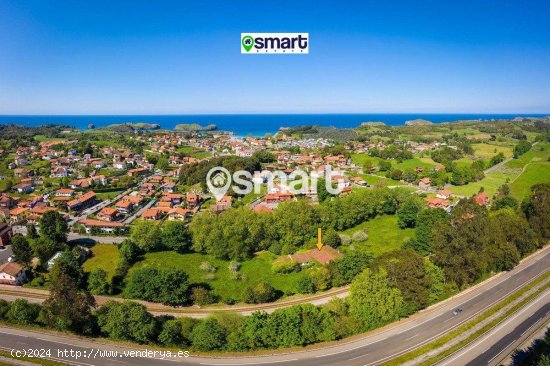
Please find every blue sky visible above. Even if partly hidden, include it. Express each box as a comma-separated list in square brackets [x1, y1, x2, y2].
[1, 0, 549, 114]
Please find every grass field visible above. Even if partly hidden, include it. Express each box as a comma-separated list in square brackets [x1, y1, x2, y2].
[340, 215, 414, 257]
[95, 189, 125, 200]
[129, 250, 308, 302]
[82, 244, 119, 279]
[358, 173, 403, 186]
[394, 158, 436, 171]
[471, 143, 514, 159]
[451, 142, 550, 198]
[33, 135, 66, 142]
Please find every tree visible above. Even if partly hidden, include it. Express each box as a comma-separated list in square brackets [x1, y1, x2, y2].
[190, 318, 227, 351]
[191, 286, 214, 306]
[378, 160, 392, 172]
[161, 220, 192, 253]
[397, 196, 423, 228]
[130, 220, 162, 252]
[40, 252, 95, 334]
[159, 319, 185, 346]
[123, 268, 189, 305]
[96, 301, 156, 343]
[156, 157, 169, 172]
[32, 236, 63, 264]
[88, 268, 110, 295]
[348, 268, 404, 331]
[523, 183, 550, 241]
[10, 234, 33, 268]
[407, 208, 450, 255]
[513, 140, 532, 158]
[39, 211, 68, 244]
[432, 198, 492, 288]
[242, 283, 277, 304]
[316, 178, 335, 203]
[27, 224, 38, 239]
[118, 239, 140, 265]
[328, 251, 372, 286]
[371, 249, 432, 313]
[6, 299, 40, 325]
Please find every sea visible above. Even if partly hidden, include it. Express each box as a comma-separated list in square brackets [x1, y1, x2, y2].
[0, 114, 547, 137]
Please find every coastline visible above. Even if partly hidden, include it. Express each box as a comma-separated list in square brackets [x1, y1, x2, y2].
[0, 113, 548, 137]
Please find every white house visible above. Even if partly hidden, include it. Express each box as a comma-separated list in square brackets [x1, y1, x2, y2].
[0, 262, 27, 285]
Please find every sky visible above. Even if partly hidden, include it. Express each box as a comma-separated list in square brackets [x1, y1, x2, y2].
[0, 0, 549, 115]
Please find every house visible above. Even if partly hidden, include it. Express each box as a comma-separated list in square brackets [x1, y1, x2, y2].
[141, 208, 161, 220]
[55, 188, 75, 197]
[211, 195, 232, 212]
[9, 207, 29, 224]
[115, 200, 133, 214]
[50, 166, 69, 178]
[121, 195, 144, 206]
[475, 191, 489, 206]
[353, 176, 367, 186]
[186, 194, 200, 208]
[67, 191, 96, 211]
[265, 191, 293, 205]
[436, 189, 453, 200]
[0, 194, 17, 209]
[288, 246, 342, 265]
[98, 207, 120, 221]
[12, 183, 33, 194]
[426, 197, 451, 211]
[0, 223, 13, 248]
[78, 218, 126, 234]
[167, 207, 192, 221]
[418, 177, 431, 190]
[0, 262, 27, 285]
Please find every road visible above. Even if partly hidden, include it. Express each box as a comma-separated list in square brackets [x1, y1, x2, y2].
[1, 246, 549, 366]
[12, 227, 125, 244]
[67, 176, 151, 227]
[440, 290, 550, 366]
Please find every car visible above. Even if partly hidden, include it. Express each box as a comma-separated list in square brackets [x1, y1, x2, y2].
[7, 255, 16, 263]
[452, 308, 463, 315]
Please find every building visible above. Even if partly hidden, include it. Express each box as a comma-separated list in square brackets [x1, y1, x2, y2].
[186, 194, 200, 209]
[0, 223, 13, 248]
[0, 262, 27, 285]
[141, 208, 161, 220]
[475, 191, 489, 206]
[167, 207, 192, 221]
[97, 207, 120, 221]
[67, 191, 96, 211]
[436, 189, 453, 200]
[78, 219, 126, 234]
[115, 200, 133, 214]
[418, 177, 431, 190]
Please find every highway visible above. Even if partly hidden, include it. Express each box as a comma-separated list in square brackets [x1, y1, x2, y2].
[0, 246, 549, 366]
[440, 290, 550, 366]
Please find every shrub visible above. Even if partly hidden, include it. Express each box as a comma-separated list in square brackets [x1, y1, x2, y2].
[352, 230, 368, 242]
[242, 283, 277, 304]
[199, 261, 216, 273]
[7, 299, 40, 325]
[191, 286, 215, 306]
[339, 234, 352, 246]
[272, 260, 301, 274]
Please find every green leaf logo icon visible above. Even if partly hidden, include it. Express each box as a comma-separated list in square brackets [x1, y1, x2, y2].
[242, 35, 254, 52]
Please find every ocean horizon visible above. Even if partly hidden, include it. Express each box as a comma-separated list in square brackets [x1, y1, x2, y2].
[0, 113, 548, 137]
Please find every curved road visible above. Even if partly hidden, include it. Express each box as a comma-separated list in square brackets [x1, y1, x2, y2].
[1, 246, 549, 366]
